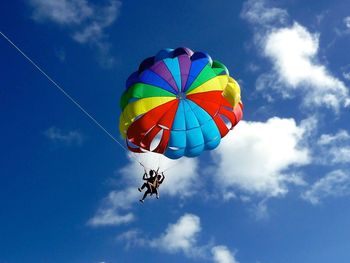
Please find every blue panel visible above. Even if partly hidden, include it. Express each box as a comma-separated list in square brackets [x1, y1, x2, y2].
[200, 119, 220, 143]
[183, 101, 199, 129]
[186, 100, 212, 125]
[168, 130, 186, 148]
[155, 48, 174, 61]
[126, 71, 139, 90]
[164, 147, 185, 159]
[165, 97, 222, 159]
[139, 70, 176, 94]
[184, 58, 210, 92]
[191, 52, 212, 63]
[185, 144, 205, 157]
[164, 57, 181, 90]
[183, 100, 192, 112]
[185, 111, 200, 129]
[205, 137, 220, 150]
[186, 127, 204, 148]
[171, 100, 186, 131]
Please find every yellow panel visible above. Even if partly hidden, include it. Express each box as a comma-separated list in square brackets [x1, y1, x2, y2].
[222, 77, 241, 107]
[119, 96, 175, 137]
[186, 75, 228, 95]
[187, 75, 241, 107]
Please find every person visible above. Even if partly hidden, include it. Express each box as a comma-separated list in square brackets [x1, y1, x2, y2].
[138, 169, 165, 203]
[150, 172, 165, 199]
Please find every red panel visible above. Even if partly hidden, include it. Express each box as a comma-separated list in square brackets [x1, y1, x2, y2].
[127, 100, 175, 141]
[126, 100, 179, 154]
[187, 91, 243, 138]
[187, 90, 222, 103]
[233, 101, 243, 124]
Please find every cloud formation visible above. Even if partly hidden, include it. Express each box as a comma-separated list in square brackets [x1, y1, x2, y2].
[31, 0, 93, 25]
[241, 0, 350, 112]
[44, 126, 84, 146]
[344, 16, 350, 29]
[212, 246, 239, 263]
[302, 170, 350, 205]
[118, 213, 239, 262]
[88, 188, 137, 227]
[317, 130, 350, 164]
[29, 0, 121, 67]
[262, 23, 350, 111]
[150, 214, 202, 257]
[318, 130, 350, 145]
[241, 0, 288, 28]
[212, 117, 310, 198]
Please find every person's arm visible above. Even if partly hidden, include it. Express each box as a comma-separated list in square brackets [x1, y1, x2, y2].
[143, 171, 148, 180]
[159, 173, 165, 183]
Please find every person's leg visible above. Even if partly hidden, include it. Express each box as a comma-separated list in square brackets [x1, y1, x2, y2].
[140, 189, 151, 203]
[153, 188, 159, 199]
[148, 183, 155, 195]
[138, 183, 148, 192]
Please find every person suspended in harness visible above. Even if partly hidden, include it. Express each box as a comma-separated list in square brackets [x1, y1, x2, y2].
[138, 168, 165, 203]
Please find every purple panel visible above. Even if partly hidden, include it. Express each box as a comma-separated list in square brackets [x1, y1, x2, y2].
[178, 55, 192, 92]
[174, 47, 194, 57]
[138, 56, 155, 73]
[183, 47, 194, 56]
[150, 60, 179, 92]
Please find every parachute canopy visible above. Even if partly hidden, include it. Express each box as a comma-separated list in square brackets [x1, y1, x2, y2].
[119, 47, 243, 159]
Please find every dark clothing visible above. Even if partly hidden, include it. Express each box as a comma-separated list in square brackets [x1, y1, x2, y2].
[141, 187, 152, 201]
[139, 170, 165, 201]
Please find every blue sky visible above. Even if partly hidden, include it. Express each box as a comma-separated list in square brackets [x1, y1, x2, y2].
[1, 0, 350, 262]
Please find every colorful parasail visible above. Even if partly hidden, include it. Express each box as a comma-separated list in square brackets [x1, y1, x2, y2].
[119, 47, 243, 159]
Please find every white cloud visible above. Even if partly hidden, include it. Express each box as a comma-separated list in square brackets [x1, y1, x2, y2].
[316, 130, 350, 164]
[344, 16, 350, 29]
[117, 213, 205, 258]
[343, 72, 350, 80]
[212, 246, 239, 263]
[118, 213, 241, 262]
[318, 130, 350, 145]
[341, 64, 350, 81]
[30, 0, 93, 25]
[241, 0, 288, 27]
[242, 0, 350, 113]
[212, 117, 310, 198]
[117, 229, 145, 249]
[89, 153, 199, 227]
[262, 23, 350, 111]
[72, 0, 119, 44]
[29, 0, 121, 67]
[150, 214, 202, 256]
[88, 187, 137, 227]
[44, 127, 84, 146]
[330, 147, 350, 163]
[302, 170, 350, 205]
[334, 16, 350, 37]
[249, 199, 270, 221]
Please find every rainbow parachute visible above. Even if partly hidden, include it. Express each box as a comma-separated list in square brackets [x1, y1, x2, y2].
[119, 47, 243, 159]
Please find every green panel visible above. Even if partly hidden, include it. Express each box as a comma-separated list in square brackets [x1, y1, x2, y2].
[120, 83, 175, 110]
[212, 60, 229, 75]
[212, 68, 226, 75]
[185, 65, 218, 94]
